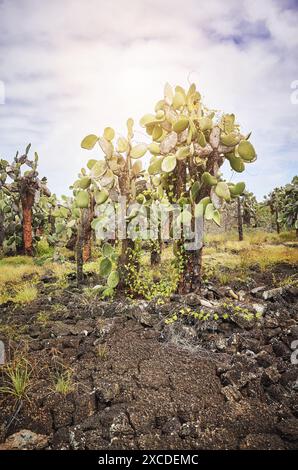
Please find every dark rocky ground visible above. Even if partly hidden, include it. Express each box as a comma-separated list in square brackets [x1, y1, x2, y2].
[0, 266, 297, 450]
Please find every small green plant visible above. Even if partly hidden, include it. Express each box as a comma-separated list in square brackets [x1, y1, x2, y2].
[51, 303, 68, 314]
[54, 368, 74, 395]
[165, 307, 212, 325]
[95, 343, 108, 360]
[36, 239, 53, 257]
[50, 274, 69, 289]
[165, 301, 262, 325]
[0, 323, 28, 340]
[273, 272, 298, 288]
[0, 279, 38, 305]
[82, 287, 98, 299]
[216, 271, 233, 286]
[125, 246, 179, 300]
[0, 358, 32, 400]
[36, 311, 50, 326]
[14, 284, 37, 304]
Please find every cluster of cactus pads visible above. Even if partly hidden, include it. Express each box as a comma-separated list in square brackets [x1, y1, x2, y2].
[77, 82, 257, 293]
[0, 82, 258, 294]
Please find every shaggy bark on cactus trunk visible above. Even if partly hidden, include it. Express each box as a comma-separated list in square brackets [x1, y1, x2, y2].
[186, 246, 203, 291]
[243, 210, 251, 226]
[237, 196, 243, 241]
[150, 243, 161, 265]
[82, 195, 95, 263]
[176, 152, 219, 294]
[120, 238, 136, 266]
[118, 151, 139, 287]
[118, 154, 131, 267]
[76, 224, 84, 286]
[21, 191, 34, 256]
[66, 232, 77, 251]
[175, 160, 189, 294]
[76, 208, 89, 285]
[48, 209, 55, 235]
[82, 239, 91, 263]
[150, 225, 162, 265]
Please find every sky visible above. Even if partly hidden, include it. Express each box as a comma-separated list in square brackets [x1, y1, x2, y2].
[0, 0, 297, 200]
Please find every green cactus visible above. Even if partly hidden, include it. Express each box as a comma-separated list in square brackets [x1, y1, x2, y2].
[75, 191, 90, 208]
[79, 118, 148, 288]
[202, 172, 218, 186]
[230, 181, 246, 196]
[0, 145, 50, 255]
[140, 81, 256, 293]
[237, 140, 256, 162]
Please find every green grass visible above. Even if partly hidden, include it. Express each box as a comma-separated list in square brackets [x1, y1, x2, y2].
[125, 250, 179, 300]
[0, 323, 28, 340]
[0, 256, 71, 305]
[203, 237, 298, 284]
[0, 283, 38, 305]
[95, 343, 108, 360]
[0, 231, 296, 304]
[0, 358, 32, 400]
[205, 229, 297, 246]
[35, 239, 54, 257]
[35, 311, 50, 326]
[0, 255, 34, 267]
[14, 285, 38, 304]
[53, 368, 74, 395]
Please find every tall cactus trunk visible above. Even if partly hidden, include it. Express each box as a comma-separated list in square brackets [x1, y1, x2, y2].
[76, 223, 84, 286]
[120, 238, 135, 265]
[118, 152, 138, 289]
[82, 195, 94, 263]
[150, 244, 161, 265]
[119, 238, 138, 292]
[177, 213, 204, 294]
[76, 209, 89, 285]
[175, 160, 189, 294]
[243, 210, 251, 226]
[21, 192, 34, 256]
[178, 246, 203, 294]
[237, 197, 243, 241]
[176, 154, 209, 294]
[82, 240, 91, 263]
[150, 225, 162, 265]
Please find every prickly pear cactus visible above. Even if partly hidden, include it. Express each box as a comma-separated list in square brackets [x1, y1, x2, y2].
[140, 82, 256, 292]
[281, 176, 298, 231]
[0, 147, 51, 254]
[78, 82, 256, 293]
[79, 119, 148, 290]
[141, 82, 256, 227]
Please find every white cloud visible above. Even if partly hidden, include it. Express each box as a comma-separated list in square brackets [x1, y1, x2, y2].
[0, 0, 297, 200]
